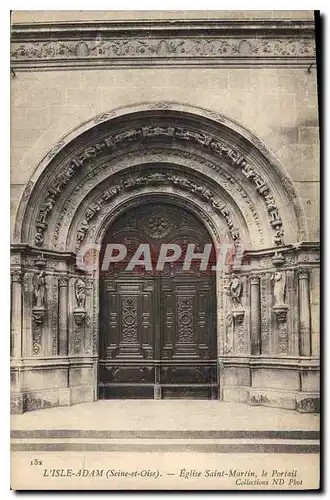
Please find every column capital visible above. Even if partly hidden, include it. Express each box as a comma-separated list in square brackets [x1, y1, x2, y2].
[297, 268, 310, 280]
[249, 275, 260, 285]
[11, 271, 22, 283]
[59, 275, 69, 287]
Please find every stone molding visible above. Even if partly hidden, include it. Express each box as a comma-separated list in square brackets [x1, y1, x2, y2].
[11, 20, 316, 69]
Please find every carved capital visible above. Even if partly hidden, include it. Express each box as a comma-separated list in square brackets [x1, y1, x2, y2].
[297, 268, 310, 280]
[59, 275, 69, 287]
[11, 271, 22, 283]
[249, 275, 260, 286]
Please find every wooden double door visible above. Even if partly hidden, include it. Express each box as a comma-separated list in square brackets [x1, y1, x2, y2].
[98, 202, 218, 399]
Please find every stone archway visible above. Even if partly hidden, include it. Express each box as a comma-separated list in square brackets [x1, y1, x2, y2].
[11, 102, 319, 414]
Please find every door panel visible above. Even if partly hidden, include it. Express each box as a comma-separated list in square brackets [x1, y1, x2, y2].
[159, 277, 217, 398]
[98, 202, 218, 399]
[99, 275, 217, 399]
[99, 278, 156, 399]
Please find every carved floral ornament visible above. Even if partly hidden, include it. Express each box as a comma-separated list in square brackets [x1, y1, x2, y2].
[11, 37, 315, 63]
[33, 126, 285, 249]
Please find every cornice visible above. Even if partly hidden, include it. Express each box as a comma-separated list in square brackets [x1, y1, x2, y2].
[10, 19, 316, 70]
[11, 19, 316, 37]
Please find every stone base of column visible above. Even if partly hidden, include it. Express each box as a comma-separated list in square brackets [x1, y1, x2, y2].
[10, 392, 25, 414]
[296, 393, 320, 413]
[11, 387, 95, 414]
[220, 388, 320, 413]
[219, 357, 320, 413]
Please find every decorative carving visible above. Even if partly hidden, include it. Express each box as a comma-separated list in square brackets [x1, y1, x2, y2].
[273, 305, 289, 355]
[92, 278, 97, 355]
[47, 140, 66, 159]
[36, 192, 56, 225]
[32, 307, 45, 325]
[32, 307, 44, 355]
[232, 309, 245, 325]
[59, 275, 69, 287]
[260, 274, 270, 355]
[142, 345, 154, 359]
[73, 278, 87, 326]
[144, 212, 172, 239]
[224, 312, 233, 354]
[51, 279, 59, 355]
[249, 275, 260, 286]
[35, 253, 47, 268]
[149, 101, 171, 110]
[37, 126, 283, 248]
[296, 397, 320, 413]
[74, 278, 86, 308]
[75, 168, 241, 249]
[177, 296, 194, 343]
[272, 270, 288, 354]
[73, 323, 83, 354]
[234, 318, 246, 353]
[271, 271, 286, 306]
[11, 254, 21, 265]
[33, 271, 46, 308]
[93, 111, 116, 124]
[272, 251, 285, 266]
[286, 254, 296, 265]
[228, 276, 242, 307]
[249, 275, 261, 355]
[298, 268, 310, 280]
[258, 257, 273, 269]
[73, 309, 87, 326]
[11, 37, 316, 64]
[122, 296, 138, 343]
[23, 393, 55, 412]
[273, 305, 288, 324]
[21, 180, 34, 201]
[11, 271, 22, 283]
[274, 228, 285, 247]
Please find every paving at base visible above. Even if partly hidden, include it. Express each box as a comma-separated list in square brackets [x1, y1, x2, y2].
[11, 400, 319, 431]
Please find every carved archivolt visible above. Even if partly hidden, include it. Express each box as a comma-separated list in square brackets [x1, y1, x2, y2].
[33, 126, 285, 249]
[14, 103, 307, 253]
[51, 148, 265, 250]
[80, 189, 234, 253]
[75, 170, 241, 251]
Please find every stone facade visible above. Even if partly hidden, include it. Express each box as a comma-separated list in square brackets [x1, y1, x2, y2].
[10, 11, 319, 413]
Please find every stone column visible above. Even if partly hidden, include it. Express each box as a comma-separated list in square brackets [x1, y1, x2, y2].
[58, 276, 69, 356]
[11, 271, 22, 358]
[298, 268, 311, 356]
[250, 275, 261, 355]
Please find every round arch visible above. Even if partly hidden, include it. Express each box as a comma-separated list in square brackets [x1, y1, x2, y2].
[13, 100, 308, 251]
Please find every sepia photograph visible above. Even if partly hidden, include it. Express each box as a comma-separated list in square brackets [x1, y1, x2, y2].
[9, 8, 320, 490]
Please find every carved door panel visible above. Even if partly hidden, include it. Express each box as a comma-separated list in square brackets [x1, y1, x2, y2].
[160, 277, 217, 399]
[99, 278, 156, 399]
[99, 275, 217, 399]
